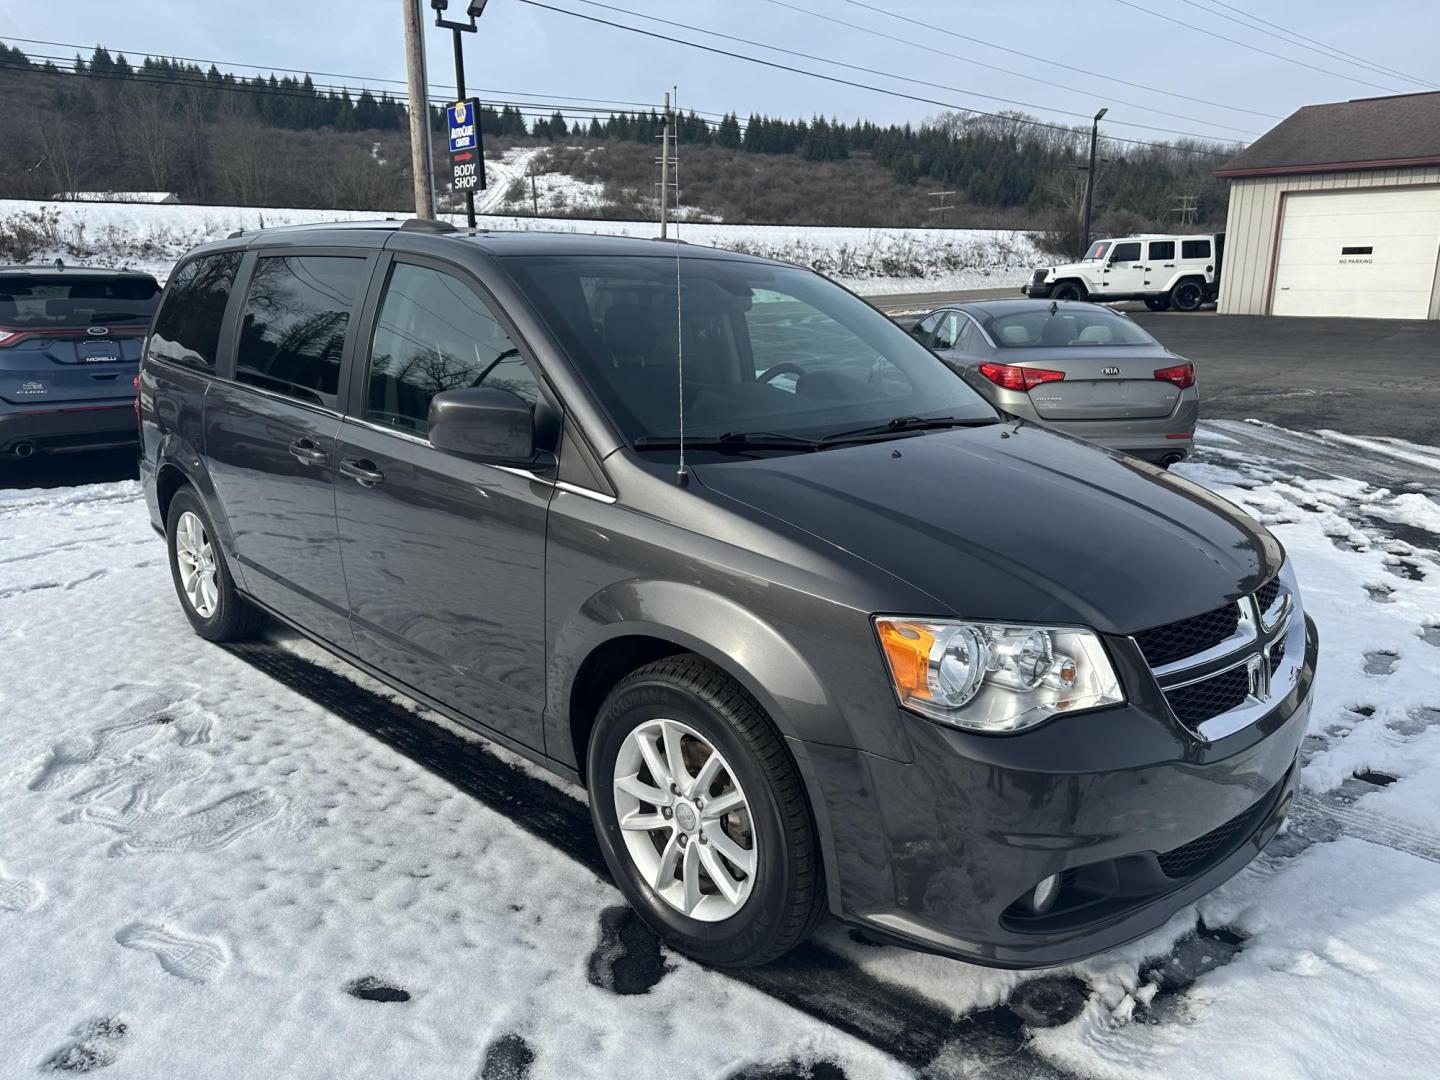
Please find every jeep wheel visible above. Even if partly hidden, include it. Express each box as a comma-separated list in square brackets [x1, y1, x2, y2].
[1169, 280, 1205, 312]
[1050, 281, 1087, 302]
[588, 655, 826, 968]
[1144, 296, 1171, 312]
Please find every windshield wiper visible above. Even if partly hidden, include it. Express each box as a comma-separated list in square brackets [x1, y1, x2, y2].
[633, 430, 820, 452]
[818, 415, 993, 446]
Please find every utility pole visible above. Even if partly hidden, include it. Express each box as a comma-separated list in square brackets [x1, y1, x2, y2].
[431, 0, 489, 228]
[402, 0, 436, 219]
[529, 165, 539, 216]
[1080, 106, 1107, 256]
[1171, 194, 1198, 227]
[657, 90, 674, 239]
[927, 190, 956, 228]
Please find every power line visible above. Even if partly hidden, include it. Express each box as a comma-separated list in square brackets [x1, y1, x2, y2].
[0, 33, 735, 122]
[516, 0, 1236, 157]
[762, 0, 1262, 135]
[565, 0, 1258, 139]
[1191, 0, 1438, 90]
[0, 52, 724, 130]
[831, 0, 1279, 121]
[1110, 0, 1407, 95]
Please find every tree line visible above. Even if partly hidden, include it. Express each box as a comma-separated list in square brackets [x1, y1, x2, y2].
[0, 42, 1234, 237]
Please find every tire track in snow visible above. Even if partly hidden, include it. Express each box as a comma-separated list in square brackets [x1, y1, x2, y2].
[223, 640, 1074, 1078]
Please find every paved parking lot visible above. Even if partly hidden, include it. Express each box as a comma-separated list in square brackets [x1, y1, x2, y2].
[1133, 313, 1440, 447]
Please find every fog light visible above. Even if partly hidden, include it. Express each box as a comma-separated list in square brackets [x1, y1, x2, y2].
[1031, 873, 1061, 914]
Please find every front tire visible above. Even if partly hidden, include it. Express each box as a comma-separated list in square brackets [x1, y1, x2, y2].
[1169, 279, 1205, 312]
[587, 655, 826, 968]
[166, 485, 265, 642]
[1050, 281, 1087, 302]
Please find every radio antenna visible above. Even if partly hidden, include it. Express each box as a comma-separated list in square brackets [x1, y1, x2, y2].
[668, 87, 688, 486]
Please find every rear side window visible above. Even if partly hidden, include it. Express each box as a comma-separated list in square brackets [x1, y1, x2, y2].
[149, 252, 241, 370]
[1110, 242, 1142, 263]
[0, 273, 159, 330]
[1147, 241, 1175, 261]
[364, 262, 536, 435]
[235, 255, 367, 408]
[1181, 239, 1211, 259]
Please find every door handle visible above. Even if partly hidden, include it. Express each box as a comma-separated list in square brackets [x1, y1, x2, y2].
[288, 438, 327, 465]
[1163, 263, 1175, 268]
[339, 458, 385, 488]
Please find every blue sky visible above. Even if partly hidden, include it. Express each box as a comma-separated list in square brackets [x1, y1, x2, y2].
[1, 0, 1436, 146]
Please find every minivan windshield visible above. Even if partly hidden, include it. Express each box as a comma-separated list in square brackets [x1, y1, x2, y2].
[501, 254, 997, 455]
[986, 307, 1159, 349]
[0, 274, 160, 328]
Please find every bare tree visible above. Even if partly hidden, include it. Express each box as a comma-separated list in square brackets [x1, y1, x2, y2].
[213, 119, 274, 205]
[124, 85, 179, 192]
[34, 116, 88, 197]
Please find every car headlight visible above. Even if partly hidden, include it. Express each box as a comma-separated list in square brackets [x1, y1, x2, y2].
[874, 618, 1124, 733]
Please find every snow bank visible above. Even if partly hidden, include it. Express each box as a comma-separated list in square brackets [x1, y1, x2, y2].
[0, 196, 1040, 295]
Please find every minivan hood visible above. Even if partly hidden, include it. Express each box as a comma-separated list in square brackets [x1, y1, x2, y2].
[692, 423, 1281, 634]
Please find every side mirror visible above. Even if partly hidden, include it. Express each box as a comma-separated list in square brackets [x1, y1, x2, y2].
[427, 387, 534, 464]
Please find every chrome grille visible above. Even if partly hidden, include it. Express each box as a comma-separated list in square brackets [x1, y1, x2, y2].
[1164, 664, 1249, 727]
[1134, 601, 1241, 668]
[1254, 577, 1281, 614]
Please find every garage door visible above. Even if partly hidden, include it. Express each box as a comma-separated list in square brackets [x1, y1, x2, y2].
[1270, 187, 1440, 319]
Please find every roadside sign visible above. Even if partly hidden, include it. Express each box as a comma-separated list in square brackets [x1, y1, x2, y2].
[447, 98, 486, 193]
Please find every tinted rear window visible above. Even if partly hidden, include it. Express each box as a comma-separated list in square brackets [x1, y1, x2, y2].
[986, 309, 1157, 348]
[235, 255, 367, 408]
[150, 252, 243, 370]
[1181, 239, 1211, 259]
[0, 274, 159, 328]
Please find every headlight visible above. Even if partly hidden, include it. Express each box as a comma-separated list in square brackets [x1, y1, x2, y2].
[874, 618, 1124, 733]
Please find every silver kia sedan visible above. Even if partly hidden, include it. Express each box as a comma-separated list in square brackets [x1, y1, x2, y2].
[909, 299, 1198, 466]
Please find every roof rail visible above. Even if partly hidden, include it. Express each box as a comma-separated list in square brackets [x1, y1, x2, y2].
[399, 218, 459, 234]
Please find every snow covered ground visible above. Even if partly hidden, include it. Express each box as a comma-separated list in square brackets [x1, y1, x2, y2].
[0, 196, 1038, 297]
[1, 424, 1438, 1078]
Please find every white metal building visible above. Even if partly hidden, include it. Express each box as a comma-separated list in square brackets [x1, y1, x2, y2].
[1216, 92, 1440, 321]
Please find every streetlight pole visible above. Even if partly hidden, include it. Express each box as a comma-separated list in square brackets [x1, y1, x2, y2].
[1080, 106, 1107, 257]
[432, 0, 488, 228]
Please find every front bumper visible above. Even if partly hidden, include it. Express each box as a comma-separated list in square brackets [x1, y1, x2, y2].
[1022, 281, 1054, 298]
[792, 614, 1317, 969]
[0, 402, 136, 454]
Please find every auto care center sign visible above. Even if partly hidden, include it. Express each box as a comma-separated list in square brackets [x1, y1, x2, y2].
[448, 99, 485, 193]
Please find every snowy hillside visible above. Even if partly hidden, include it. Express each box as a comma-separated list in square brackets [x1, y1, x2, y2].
[0, 196, 1039, 296]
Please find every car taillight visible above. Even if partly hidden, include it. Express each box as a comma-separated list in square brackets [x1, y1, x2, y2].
[0, 328, 15, 346]
[978, 362, 1066, 393]
[133, 373, 142, 431]
[1153, 362, 1195, 389]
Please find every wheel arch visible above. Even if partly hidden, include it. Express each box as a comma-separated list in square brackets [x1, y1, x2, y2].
[551, 581, 844, 784]
[152, 435, 245, 582]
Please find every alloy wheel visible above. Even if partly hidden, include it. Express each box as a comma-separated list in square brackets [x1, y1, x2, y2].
[612, 717, 758, 922]
[174, 510, 219, 619]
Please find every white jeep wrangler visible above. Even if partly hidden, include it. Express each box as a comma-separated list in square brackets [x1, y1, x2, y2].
[1023, 233, 1225, 312]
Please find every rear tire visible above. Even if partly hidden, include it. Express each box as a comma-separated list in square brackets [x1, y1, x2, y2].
[1050, 281, 1087, 302]
[587, 655, 826, 968]
[166, 485, 265, 642]
[1169, 279, 1205, 312]
[1144, 296, 1171, 312]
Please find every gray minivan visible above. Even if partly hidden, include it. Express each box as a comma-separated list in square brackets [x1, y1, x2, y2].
[140, 221, 1315, 969]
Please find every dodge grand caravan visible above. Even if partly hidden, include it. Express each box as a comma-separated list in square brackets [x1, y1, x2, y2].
[139, 221, 1316, 969]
